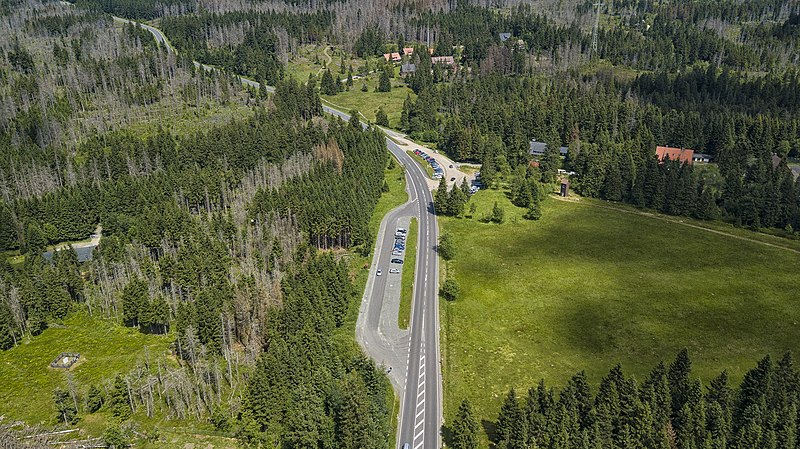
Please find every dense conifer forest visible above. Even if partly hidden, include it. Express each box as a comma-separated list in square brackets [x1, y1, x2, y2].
[450, 351, 800, 449]
[3, 0, 800, 446]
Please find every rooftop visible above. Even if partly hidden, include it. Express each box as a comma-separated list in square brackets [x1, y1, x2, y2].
[656, 146, 694, 164]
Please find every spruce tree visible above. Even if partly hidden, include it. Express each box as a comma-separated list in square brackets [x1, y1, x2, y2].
[109, 375, 131, 420]
[321, 69, 338, 96]
[668, 349, 692, 420]
[434, 177, 449, 215]
[375, 107, 389, 127]
[451, 399, 479, 449]
[497, 388, 527, 449]
[87, 384, 104, 413]
[377, 68, 391, 92]
[54, 387, 78, 424]
[491, 201, 505, 223]
[525, 181, 542, 220]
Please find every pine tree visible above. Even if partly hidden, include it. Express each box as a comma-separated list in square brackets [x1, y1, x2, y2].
[451, 399, 479, 449]
[668, 349, 692, 420]
[321, 69, 338, 96]
[434, 177, 449, 215]
[54, 387, 78, 424]
[375, 107, 389, 127]
[497, 389, 527, 449]
[448, 185, 468, 216]
[491, 201, 505, 224]
[377, 68, 391, 92]
[109, 375, 131, 421]
[87, 384, 104, 413]
[121, 278, 148, 327]
[525, 181, 542, 220]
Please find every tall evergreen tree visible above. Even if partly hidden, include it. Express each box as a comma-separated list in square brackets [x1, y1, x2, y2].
[451, 399, 479, 449]
[377, 68, 391, 93]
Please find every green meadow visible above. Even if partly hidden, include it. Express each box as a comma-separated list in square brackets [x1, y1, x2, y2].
[439, 187, 800, 432]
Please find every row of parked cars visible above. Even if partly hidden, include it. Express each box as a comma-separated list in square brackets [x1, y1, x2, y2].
[377, 227, 407, 276]
[413, 149, 445, 179]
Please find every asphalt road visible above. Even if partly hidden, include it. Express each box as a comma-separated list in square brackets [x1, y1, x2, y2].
[65, 7, 443, 446]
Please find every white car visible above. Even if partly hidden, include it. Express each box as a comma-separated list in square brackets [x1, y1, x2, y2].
[376, 269, 382, 276]
[389, 268, 400, 274]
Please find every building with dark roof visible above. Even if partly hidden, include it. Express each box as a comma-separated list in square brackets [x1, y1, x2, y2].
[529, 140, 568, 157]
[400, 63, 416, 77]
[692, 153, 712, 163]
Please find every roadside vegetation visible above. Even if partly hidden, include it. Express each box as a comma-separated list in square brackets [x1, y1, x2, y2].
[398, 217, 418, 329]
[439, 186, 800, 441]
[406, 151, 434, 178]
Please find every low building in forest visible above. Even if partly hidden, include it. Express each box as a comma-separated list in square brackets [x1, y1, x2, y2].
[431, 56, 455, 65]
[529, 140, 569, 157]
[656, 146, 694, 164]
[400, 63, 416, 77]
[692, 153, 712, 163]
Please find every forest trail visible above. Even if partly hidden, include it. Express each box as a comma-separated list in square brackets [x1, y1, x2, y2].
[316, 45, 332, 77]
[555, 196, 800, 255]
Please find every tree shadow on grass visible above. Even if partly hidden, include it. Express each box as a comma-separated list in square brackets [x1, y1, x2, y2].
[482, 418, 498, 446]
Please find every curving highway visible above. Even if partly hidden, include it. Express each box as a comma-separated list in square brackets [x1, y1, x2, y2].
[67, 5, 443, 447]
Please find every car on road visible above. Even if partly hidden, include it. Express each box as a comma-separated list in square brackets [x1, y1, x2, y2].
[450, 177, 456, 181]
[403, 443, 410, 449]
[392, 250, 402, 256]
[376, 269, 382, 276]
[389, 268, 400, 274]
[391, 258, 404, 264]
[449, 164, 454, 168]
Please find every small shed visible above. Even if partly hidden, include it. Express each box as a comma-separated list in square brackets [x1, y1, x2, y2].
[560, 178, 570, 197]
[499, 32, 512, 42]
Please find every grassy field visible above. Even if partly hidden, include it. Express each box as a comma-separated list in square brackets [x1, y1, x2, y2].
[398, 217, 418, 329]
[322, 72, 414, 128]
[0, 312, 173, 427]
[440, 187, 800, 437]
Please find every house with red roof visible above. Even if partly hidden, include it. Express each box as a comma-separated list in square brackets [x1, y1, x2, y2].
[382, 52, 402, 62]
[656, 146, 694, 165]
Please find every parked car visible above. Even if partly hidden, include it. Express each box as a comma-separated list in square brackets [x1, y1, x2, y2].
[391, 258, 404, 264]
[449, 164, 454, 168]
[450, 177, 456, 181]
[376, 269, 382, 276]
[389, 268, 400, 274]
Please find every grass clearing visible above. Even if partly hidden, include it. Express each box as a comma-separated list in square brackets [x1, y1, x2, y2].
[0, 311, 173, 427]
[398, 217, 418, 329]
[322, 74, 413, 128]
[440, 187, 800, 438]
